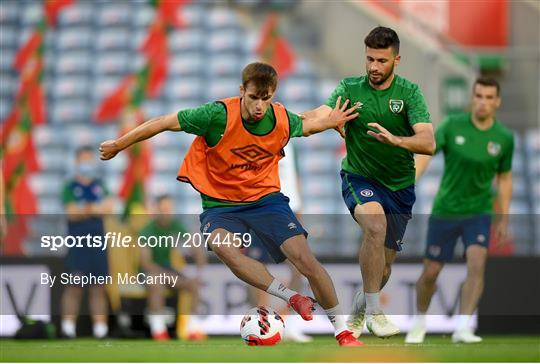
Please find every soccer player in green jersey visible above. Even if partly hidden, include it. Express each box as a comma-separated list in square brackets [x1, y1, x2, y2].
[405, 78, 513, 344]
[302, 26, 435, 338]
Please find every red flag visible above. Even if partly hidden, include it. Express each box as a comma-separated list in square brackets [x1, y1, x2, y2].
[94, 76, 134, 122]
[256, 14, 295, 79]
[28, 83, 46, 125]
[156, 0, 189, 28]
[13, 31, 43, 71]
[44, 0, 74, 26]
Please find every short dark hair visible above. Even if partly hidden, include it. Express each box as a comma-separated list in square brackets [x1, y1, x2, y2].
[474, 77, 500, 96]
[364, 26, 400, 54]
[75, 145, 94, 158]
[241, 62, 278, 96]
[155, 194, 172, 205]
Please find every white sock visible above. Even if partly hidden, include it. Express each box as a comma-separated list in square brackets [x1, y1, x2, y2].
[149, 314, 167, 335]
[455, 314, 472, 332]
[365, 292, 381, 314]
[413, 312, 426, 327]
[325, 304, 348, 336]
[266, 279, 297, 303]
[351, 290, 366, 314]
[61, 319, 76, 338]
[93, 322, 108, 338]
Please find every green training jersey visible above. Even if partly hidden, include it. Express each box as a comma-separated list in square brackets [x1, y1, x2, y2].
[177, 101, 304, 209]
[139, 219, 187, 267]
[326, 75, 431, 191]
[431, 113, 514, 216]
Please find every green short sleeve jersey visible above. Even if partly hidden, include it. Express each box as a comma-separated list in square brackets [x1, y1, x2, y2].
[139, 219, 187, 267]
[326, 75, 431, 191]
[177, 101, 304, 209]
[432, 113, 514, 216]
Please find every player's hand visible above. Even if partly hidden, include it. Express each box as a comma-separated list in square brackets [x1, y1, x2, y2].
[99, 140, 121, 160]
[328, 96, 360, 134]
[494, 215, 510, 246]
[367, 122, 401, 146]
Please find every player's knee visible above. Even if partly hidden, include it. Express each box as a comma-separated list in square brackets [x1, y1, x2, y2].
[422, 264, 442, 284]
[212, 245, 242, 267]
[362, 220, 387, 241]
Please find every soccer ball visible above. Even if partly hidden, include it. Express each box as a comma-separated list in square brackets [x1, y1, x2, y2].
[240, 306, 285, 346]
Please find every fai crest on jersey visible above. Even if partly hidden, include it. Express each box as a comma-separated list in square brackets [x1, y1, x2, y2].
[360, 189, 374, 197]
[487, 141, 501, 156]
[389, 99, 404, 114]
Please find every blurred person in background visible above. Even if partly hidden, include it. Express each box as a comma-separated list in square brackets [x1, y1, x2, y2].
[245, 143, 312, 343]
[139, 194, 207, 341]
[302, 26, 435, 338]
[99, 62, 363, 346]
[406, 78, 513, 344]
[61, 146, 113, 338]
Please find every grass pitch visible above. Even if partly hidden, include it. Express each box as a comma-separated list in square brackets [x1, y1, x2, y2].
[1, 335, 539, 362]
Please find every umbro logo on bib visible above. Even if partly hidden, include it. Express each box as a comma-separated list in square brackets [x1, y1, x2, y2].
[389, 99, 404, 114]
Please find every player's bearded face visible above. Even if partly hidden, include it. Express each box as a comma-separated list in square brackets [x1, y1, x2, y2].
[365, 47, 399, 86]
[240, 83, 274, 121]
[472, 84, 500, 120]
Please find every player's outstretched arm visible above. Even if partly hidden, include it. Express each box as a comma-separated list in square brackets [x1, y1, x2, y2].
[367, 122, 435, 155]
[99, 112, 181, 160]
[301, 96, 359, 137]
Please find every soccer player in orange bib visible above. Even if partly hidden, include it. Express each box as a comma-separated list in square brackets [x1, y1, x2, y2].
[100, 62, 362, 346]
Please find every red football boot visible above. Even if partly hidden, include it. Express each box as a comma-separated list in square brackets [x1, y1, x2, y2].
[289, 294, 316, 321]
[336, 330, 364, 347]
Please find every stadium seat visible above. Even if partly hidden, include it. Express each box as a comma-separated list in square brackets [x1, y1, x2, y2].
[206, 29, 243, 54]
[37, 147, 70, 173]
[181, 3, 205, 28]
[93, 52, 130, 75]
[169, 52, 205, 77]
[206, 54, 243, 77]
[142, 100, 165, 119]
[34, 125, 67, 148]
[0, 97, 10, 120]
[51, 76, 90, 99]
[0, 74, 15, 97]
[94, 28, 131, 52]
[165, 76, 204, 101]
[206, 7, 240, 30]
[37, 196, 64, 215]
[0, 25, 17, 50]
[91, 75, 124, 104]
[56, 27, 94, 51]
[29, 172, 65, 197]
[0, 2, 19, 25]
[169, 29, 205, 53]
[131, 3, 154, 28]
[49, 99, 91, 124]
[0, 50, 15, 73]
[57, 2, 94, 27]
[95, 3, 132, 27]
[279, 78, 316, 103]
[19, 2, 41, 28]
[55, 51, 92, 75]
[208, 78, 238, 101]
[299, 151, 338, 174]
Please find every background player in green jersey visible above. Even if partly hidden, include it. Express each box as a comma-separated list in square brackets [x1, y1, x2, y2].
[139, 194, 207, 341]
[405, 78, 514, 344]
[302, 26, 435, 338]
